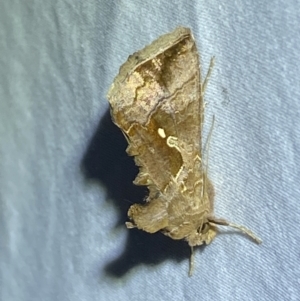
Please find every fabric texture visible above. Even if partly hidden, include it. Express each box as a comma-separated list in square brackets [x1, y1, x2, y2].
[1, 1, 300, 300]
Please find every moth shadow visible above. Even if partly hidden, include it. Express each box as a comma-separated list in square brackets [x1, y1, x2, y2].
[81, 109, 195, 278]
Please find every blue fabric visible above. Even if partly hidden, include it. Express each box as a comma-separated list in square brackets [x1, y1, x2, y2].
[1, 1, 300, 300]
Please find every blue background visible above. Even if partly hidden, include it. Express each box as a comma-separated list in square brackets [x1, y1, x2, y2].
[1, 1, 300, 300]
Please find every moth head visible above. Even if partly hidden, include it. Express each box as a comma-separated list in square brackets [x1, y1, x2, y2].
[186, 222, 217, 246]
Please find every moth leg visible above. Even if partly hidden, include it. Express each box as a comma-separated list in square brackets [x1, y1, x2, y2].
[208, 217, 262, 244]
[189, 246, 195, 277]
[202, 56, 215, 94]
[125, 221, 136, 229]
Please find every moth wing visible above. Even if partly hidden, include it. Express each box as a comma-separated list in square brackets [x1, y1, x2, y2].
[108, 27, 203, 194]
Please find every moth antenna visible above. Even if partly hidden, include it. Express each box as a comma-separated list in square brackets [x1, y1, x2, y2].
[204, 115, 215, 174]
[208, 217, 262, 244]
[202, 56, 215, 95]
[200, 56, 215, 140]
[202, 115, 215, 209]
[200, 57, 215, 190]
[199, 56, 215, 135]
[226, 223, 262, 244]
[189, 246, 195, 277]
[199, 56, 214, 146]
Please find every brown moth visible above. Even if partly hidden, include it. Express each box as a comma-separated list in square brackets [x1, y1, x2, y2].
[107, 27, 261, 275]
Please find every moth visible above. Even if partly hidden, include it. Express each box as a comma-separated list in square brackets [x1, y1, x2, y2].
[107, 27, 261, 275]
